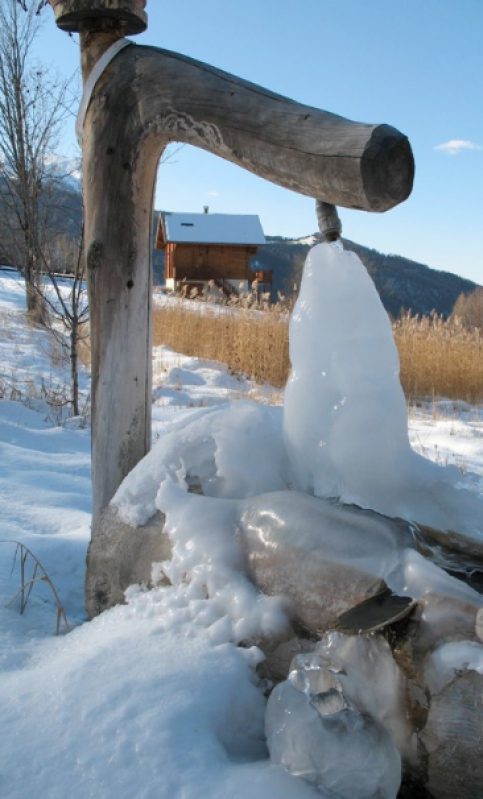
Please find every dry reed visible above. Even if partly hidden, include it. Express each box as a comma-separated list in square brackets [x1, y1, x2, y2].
[394, 312, 483, 404]
[153, 299, 290, 388]
[0, 540, 70, 635]
[78, 321, 91, 368]
[153, 300, 483, 404]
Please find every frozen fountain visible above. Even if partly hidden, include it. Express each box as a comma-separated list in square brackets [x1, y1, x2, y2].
[90, 236, 483, 799]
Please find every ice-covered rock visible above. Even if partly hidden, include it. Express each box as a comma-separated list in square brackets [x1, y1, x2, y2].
[240, 490, 413, 632]
[266, 628, 483, 799]
[266, 639, 402, 799]
[86, 505, 170, 617]
[239, 490, 482, 636]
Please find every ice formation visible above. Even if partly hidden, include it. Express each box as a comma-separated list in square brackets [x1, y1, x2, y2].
[265, 635, 402, 799]
[283, 243, 483, 537]
[114, 401, 285, 528]
[239, 490, 481, 633]
[265, 631, 483, 799]
[424, 640, 483, 694]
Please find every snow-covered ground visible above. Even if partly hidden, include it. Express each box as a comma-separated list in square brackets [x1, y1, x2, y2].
[0, 260, 482, 799]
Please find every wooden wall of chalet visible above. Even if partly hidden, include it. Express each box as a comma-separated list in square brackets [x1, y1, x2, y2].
[165, 243, 258, 282]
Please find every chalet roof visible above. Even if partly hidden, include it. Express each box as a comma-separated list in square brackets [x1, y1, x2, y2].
[159, 212, 266, 246]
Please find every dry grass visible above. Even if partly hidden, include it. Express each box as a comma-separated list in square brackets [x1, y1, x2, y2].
[0, 540, 70, 635]
[153, 300, 290, 388]
[394, 312, 483, 404]
[0, 309, 91, 423]
[153, 300, 483, 404]
[78, 321, 91, 368]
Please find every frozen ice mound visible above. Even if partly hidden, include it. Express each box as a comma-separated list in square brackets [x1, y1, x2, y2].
[283, 243, 483, 539]
[114, 401, 285, 527]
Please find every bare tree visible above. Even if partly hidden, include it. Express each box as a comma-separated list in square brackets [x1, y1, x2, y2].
[452, 288, 483, 332]
[16, 0, 50, 11]
[43, 229, 89, 417]
[0, 0, 75, 323]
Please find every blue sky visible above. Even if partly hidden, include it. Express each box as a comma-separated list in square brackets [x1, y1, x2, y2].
[39, 0, 482, 284]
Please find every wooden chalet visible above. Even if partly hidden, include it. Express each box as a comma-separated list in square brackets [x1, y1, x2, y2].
[155, 210, 271, 300]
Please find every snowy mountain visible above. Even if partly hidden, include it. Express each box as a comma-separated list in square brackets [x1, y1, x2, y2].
[43, 154, 82, 191]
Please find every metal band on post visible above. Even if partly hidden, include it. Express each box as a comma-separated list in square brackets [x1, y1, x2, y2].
[76, 38, 133, 144]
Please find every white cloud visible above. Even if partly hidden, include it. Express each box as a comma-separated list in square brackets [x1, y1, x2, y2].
[208, 191, 219, 197]
[434, 139, 482, 156]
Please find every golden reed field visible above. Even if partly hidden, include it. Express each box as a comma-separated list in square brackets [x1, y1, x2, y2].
[153, 299, 483, 404]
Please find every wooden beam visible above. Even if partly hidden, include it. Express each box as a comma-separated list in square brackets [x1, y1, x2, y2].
[89, 45, 413, 212]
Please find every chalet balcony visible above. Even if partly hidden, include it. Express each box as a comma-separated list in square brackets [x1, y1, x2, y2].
[251, 270, 273, 285]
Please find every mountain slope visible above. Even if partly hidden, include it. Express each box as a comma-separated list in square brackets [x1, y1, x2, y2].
[256, 234, 479, 317]
[0, 169, 475, 319]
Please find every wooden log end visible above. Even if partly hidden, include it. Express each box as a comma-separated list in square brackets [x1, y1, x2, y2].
[49, 0, 147, 34]
[361, 125, 415, 212]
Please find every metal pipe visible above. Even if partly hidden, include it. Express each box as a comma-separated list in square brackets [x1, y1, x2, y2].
[316, 200, 342, 242]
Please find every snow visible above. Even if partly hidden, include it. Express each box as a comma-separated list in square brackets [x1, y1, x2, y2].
[160, 211, 266, 245]
[115, 401, 285, 527]
[0, 270, 304, 799]
[289, 234, 318, 246]
[44, 153, 82, 189]
[0, 246, 483, 799]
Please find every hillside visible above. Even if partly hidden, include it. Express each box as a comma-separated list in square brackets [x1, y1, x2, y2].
[153, 223, 479, 317]
[1, 169, 477, 318]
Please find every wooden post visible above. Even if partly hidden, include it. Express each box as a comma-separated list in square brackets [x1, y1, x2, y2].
[50, 1, 154, 521]
[50, 0, 414, 522]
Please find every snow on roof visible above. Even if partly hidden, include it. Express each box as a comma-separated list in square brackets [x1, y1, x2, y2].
[161, 212, 266, 246]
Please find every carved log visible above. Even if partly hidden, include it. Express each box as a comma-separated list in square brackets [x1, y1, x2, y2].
[88, 45, 413, 212]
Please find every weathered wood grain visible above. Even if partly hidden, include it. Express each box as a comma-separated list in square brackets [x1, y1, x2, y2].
[111, 45, 414, 212]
